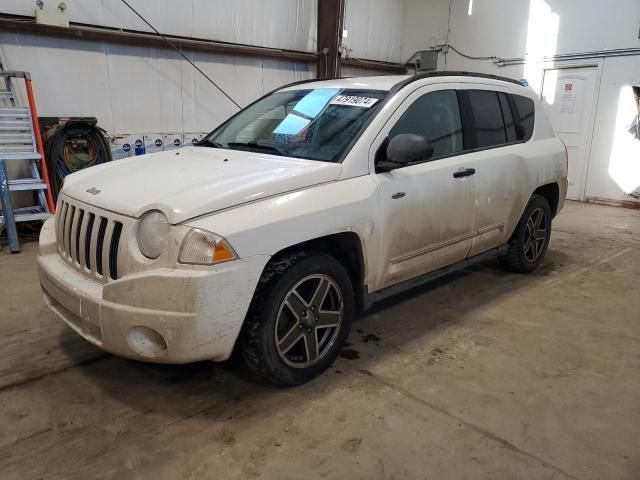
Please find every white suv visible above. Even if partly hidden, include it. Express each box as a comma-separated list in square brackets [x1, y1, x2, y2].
[39, 72, 568, 385]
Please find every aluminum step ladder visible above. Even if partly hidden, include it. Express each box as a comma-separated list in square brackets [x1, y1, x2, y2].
[0, 69, 55, 253]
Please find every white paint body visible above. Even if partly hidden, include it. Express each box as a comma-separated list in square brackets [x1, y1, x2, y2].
[38, 75, 567, 363]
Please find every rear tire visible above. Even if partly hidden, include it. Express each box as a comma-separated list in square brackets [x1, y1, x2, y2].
[500, 194, 552, 273]
[241, 252, 354, 386]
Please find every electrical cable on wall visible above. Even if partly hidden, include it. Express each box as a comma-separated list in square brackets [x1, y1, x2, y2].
[119, 0, 241, 110]
[447, 44, 500, 62]
[403, 45, 504, 71]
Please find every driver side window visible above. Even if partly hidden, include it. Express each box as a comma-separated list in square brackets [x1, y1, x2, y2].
[389, 90, 463, 161]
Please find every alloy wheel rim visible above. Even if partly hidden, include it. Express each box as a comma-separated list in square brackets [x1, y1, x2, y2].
[523, 207, 548, 262]
[275, 274, 343, 368]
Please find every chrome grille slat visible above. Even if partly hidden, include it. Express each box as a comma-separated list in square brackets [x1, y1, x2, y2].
[53, 195, 128, 283]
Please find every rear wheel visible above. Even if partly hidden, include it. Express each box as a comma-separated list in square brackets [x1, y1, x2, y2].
[241, 252, 353, 385]
[500, 194, 552, 273]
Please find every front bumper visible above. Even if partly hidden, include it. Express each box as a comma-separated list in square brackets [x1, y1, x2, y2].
[38, 218, 269, 363]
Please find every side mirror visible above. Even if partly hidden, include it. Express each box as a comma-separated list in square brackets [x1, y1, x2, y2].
[378, 134, 434, 172]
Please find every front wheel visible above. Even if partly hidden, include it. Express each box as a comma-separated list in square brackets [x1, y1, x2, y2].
[500, 194, 552, 273]
[241, 252, 354, 386]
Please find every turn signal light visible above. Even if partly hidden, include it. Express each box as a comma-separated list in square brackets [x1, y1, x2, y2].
[178, 228, 238, 265]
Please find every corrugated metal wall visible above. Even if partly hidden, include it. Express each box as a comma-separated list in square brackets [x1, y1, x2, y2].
[0, 0, 319, 136]
[0, 0, 419, 137]
[0, 0, 318, 51]
[343, 0, 404, 63]
[0, 32, 313, 135]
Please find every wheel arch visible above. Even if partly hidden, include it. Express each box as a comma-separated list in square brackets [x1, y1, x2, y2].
[263, 231, 367, 311]
[533, 182, 560, 218]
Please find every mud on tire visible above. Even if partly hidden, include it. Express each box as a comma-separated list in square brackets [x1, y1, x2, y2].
[240, 251, 354, 386]
[500, 194, 552, 273]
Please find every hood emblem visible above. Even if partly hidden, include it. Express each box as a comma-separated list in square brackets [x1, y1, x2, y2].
[86, 187, 101, 195]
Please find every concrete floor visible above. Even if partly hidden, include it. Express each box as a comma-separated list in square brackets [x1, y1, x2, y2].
[1, 200, 639, 480]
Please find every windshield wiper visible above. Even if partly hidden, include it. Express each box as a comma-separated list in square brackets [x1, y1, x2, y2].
[195, 138, 223, 148]
[226, 141, 290, 156]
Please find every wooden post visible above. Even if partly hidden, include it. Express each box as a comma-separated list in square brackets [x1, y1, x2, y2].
[317, 0, 345, 79]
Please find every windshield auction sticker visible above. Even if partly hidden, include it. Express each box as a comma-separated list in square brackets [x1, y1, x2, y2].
[329, 95, 379, 108]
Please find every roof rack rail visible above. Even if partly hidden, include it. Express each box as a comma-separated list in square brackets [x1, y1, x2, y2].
[404, 70, 524, 86]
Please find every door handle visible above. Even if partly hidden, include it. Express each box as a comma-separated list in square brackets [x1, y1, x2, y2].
[453, 167, 476, 178]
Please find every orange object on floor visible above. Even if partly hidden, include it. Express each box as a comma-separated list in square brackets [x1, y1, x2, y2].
[24, 76, 55, 214]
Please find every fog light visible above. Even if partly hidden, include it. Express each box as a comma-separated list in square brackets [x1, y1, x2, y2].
[127, 326, 167, 358]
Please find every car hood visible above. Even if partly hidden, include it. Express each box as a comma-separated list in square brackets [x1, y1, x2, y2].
[62, 147, 342, 224]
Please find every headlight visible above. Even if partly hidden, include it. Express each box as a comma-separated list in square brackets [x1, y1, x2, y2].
[178, 228, 237, 265]
[137, 210, 170, 259]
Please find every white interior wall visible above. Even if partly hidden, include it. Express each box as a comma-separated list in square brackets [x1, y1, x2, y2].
[0, 0, 320, 137]
[0, 32, 314, 135]
[342, 0, 449, 64]
[399, 0, 448, 63]
[343, 0, 404, 63]
[583, 57, 640, 203]
[0, 0, 318, 52]
[443, 0, 640, 79]
[446, 0, 640, 64]
[397, 0, 640, 205]
[0, 0, 416, 138]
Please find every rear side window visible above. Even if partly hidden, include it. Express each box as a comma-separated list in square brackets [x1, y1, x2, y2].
[512, 94, 535, 141]
[467, 90, 506, 148]
[499, 93, 518, 143]
[389, 89, 463, 160]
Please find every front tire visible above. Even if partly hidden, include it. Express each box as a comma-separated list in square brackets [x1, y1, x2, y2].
[500, 194, 552, 273]
[241, 252, 354, 386]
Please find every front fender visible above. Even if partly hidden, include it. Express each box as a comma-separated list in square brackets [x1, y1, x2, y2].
[185, 176, 381, 286]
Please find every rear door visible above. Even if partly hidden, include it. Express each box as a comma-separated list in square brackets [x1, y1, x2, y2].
[370, 85, 479, 288]
[459, 87, 530, 256]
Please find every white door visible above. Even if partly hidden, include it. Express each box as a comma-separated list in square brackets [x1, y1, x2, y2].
[541, 66, 599, 200]
[371, 87, 478, 288]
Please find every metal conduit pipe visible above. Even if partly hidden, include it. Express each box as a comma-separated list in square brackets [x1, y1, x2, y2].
[496, 47, 640, 66]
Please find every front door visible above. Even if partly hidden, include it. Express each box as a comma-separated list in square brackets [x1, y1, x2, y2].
[541, 66, 599, 200]
[371, 86, 478, 289]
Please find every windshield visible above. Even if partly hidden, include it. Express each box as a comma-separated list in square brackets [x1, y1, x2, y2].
[200, 88, 387, 162]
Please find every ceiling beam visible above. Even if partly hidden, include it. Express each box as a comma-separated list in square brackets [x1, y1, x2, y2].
[0, 14, 408, 77]
[0, 15, 317, 63]
[341, 58, 408, 74]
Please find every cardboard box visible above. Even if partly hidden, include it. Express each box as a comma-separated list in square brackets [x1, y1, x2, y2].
[183, 132, 204, 147]
[163, 134, 183, 151]
[109, 135, 133, 160]
[143, 133, 165, 154]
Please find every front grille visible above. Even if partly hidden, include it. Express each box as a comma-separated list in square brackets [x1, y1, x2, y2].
[56, 197, 125, 281]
